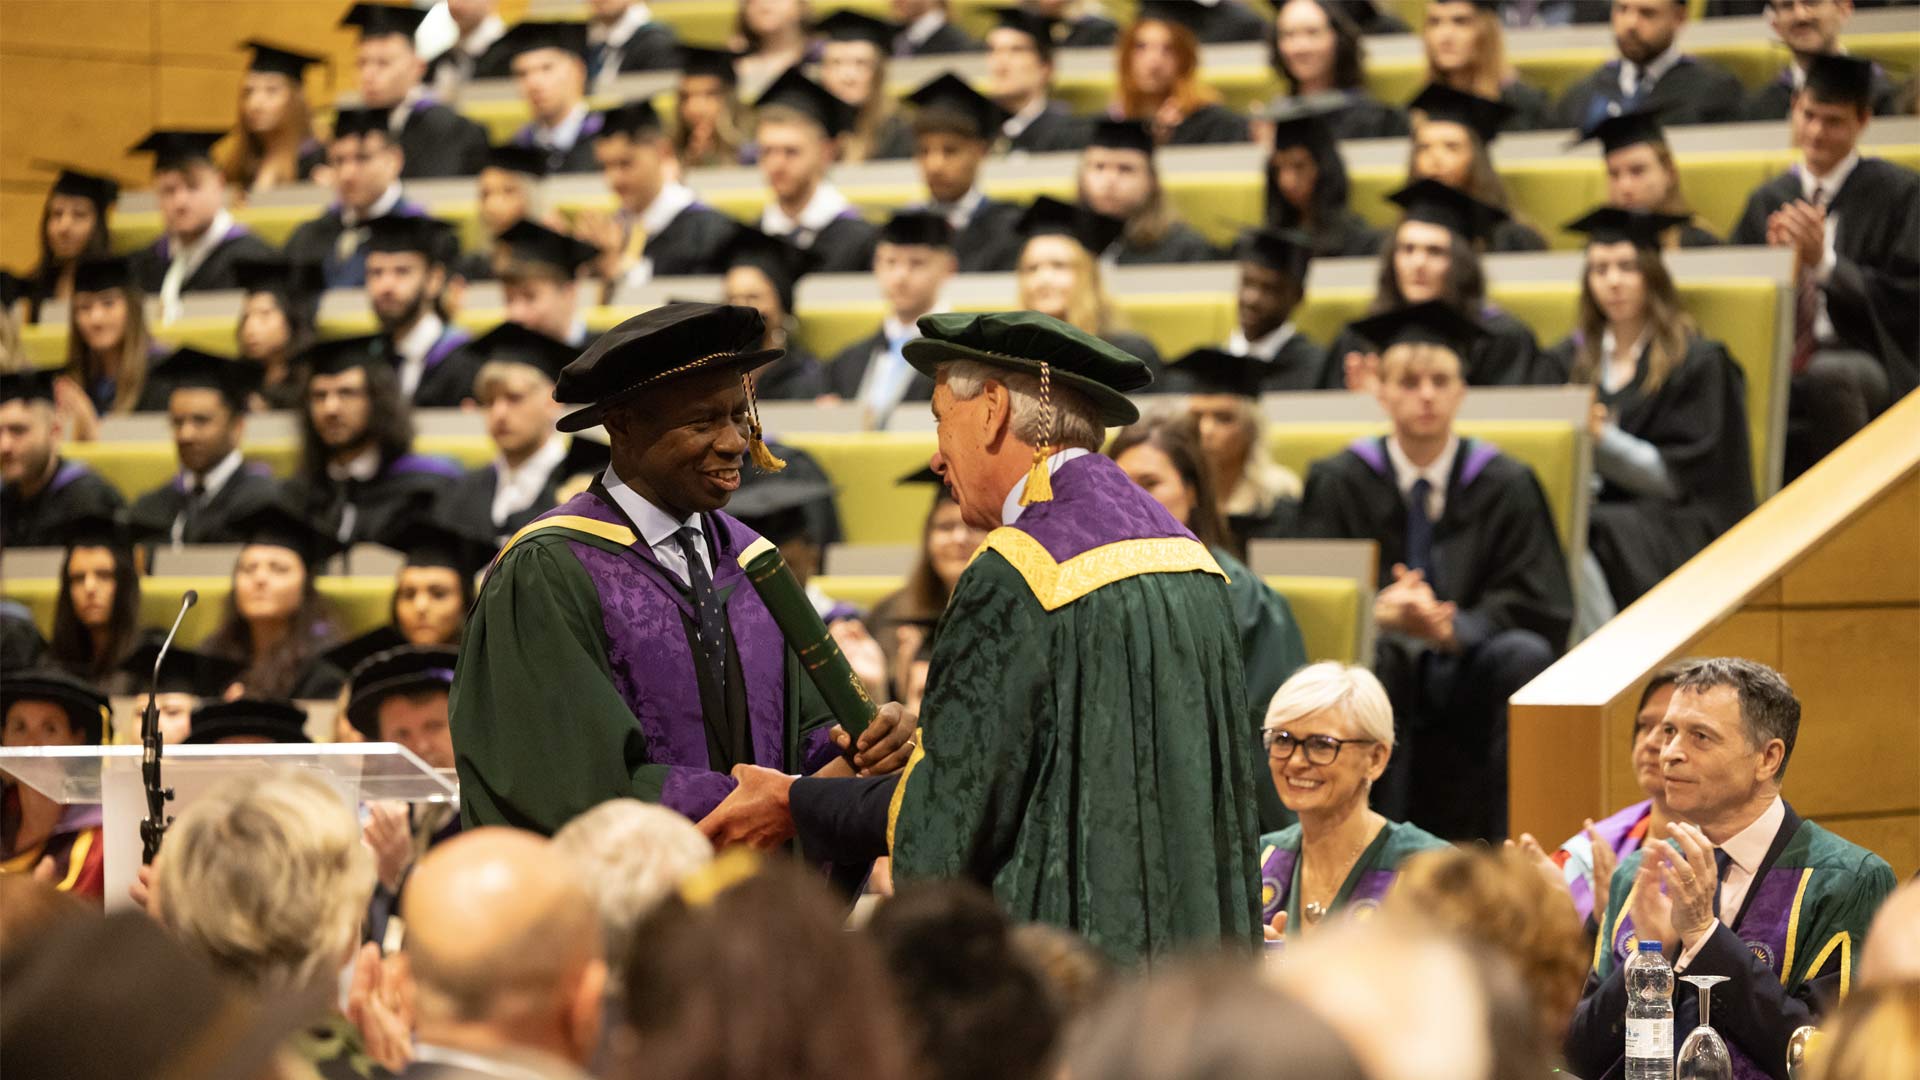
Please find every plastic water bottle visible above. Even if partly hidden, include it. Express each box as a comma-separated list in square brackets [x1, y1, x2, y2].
[1626, 940, 1675, 1080]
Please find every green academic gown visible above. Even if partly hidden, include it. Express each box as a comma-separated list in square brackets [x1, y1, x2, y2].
[1215, 547, 1309, 833]
[1258, 819, 1450, 928]
[1566, 804, 1895, 1080]
[882, 454, 1264, 963]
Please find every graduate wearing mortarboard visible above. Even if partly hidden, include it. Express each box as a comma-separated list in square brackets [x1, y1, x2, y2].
[751, 68, 884, 274]
[282, 107, 431, 290]
[356, 216, 478, 409]
[889, 0, 983, 56]
[449, 304, 918, 836]
[0, 370, 126, 550]
[233, 252, 325, 409]
[124, 130, 276, 313]
[586, 99, 738, 286]
[1404, 83, 1548, 254]
[1571, 107, 1722, 250]
[1219, 226, 1328, 390]
[196, 500, 352, 700]
[1151, 346, 1304, 552]
[340, 3, 492, 179]
[111, 640, 246, 737]
[1300, 300, 1572, 842]
[1010, 195, 1164, 370]
[227, 40, 328, 194]
[1079, 119, 1221, 265]
[23, 162, 118, 320]
[827, 211, 954, 427]
[1262, 96, 1385, 259]
[500, 21, 606, 174]
[126, 348, 282, 546]
[720, 228, 830, 401]
[987, 8, 1095, 156]
[903, 73, 1027, 273]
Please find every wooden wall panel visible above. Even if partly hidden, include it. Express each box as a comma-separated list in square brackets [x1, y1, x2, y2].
[1781, 472, 1920, 607]
[1778, 607, 1920, 817]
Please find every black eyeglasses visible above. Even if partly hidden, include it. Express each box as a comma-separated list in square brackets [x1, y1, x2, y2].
[1264, 730, 1375, 766]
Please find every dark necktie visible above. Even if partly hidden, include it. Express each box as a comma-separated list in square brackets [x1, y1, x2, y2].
[1711, 848, 1734, 920]
[589, 41, 611, 80]
[1405, 478, 1435, 580]
[1624, 62, 1650, 107]
[174, 477, 206, 545]
[673, 525, 728, 692]
[1791, 184, 1828, 374]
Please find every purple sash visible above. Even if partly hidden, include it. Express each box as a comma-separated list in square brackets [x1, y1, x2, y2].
[1003, 454, 1195, 563]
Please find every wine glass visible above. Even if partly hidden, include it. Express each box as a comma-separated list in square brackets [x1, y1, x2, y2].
[1677, 974, 1733, 1080]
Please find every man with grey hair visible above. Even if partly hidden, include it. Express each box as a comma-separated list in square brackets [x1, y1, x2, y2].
[550, 798, 712, 977]
[702, 310, 1265, 963]
[1566, 657, 1896, 1079]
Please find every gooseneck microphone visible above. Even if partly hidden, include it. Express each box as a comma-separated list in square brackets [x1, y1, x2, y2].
[140, 590, 197, 864]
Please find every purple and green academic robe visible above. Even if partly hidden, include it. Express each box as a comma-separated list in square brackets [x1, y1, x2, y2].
[1258, 819, 1450, 929]
[793, 453, 1264, 964]
[1564, 805, 1896, 1080]
[1552, 798, 1653, 926]
[449, 484, 841, 834]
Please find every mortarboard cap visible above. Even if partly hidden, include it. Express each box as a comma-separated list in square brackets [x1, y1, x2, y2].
[904, 72, 1010, 141]
[903, 310, 1154, 426]
[1563, 205, 1691, 250]
[497, 218, 600, 277]
[1089, 117, 1155, 155]
[340, 2, 430, 40]
[879, 210, 956, 250]
[596, 100, 666, 141]
[298, 333, 386, 378]
[498, 20, 590, 62]
[71, 255, 134, 294]
[378, 507, 497, 577]
[131, 130, 226, 172]
[1234, 226, 1312, 282]
[1015, 195, 1125, 256]
[1408, 82, 1513, 146]
[0, 370, 57, 405]
[146, 347, 262, 412]
[1387, 178, 1507, 244]
[183, 698, 311, 744]
[1349, 299, 1487, 358]
[235, 252, 325, 302]
[1136, 0, 1211, 37]
[554, 303, 781, 433]
[752, 66, 857, 138]
[464, 321, 578, 383]
[62, 509, 133, 552]
[1262, 93, 1347, 149]
[678, 44, 740, 83]
[1572, 105, 1668, 155]
[990, 8, 1060, 60]
[0, 669, 110, 744]
[319, 625, 409, 684]
[344, 644, 458, 739]
[330, 106, 396, 142]
[227, 499, 346, 568]
[245, 39, 324, 80]
[483, 142, 552, 176]
[364, 214, 457, 263]
[728, 470, 837, 548]
[812, 10, 898, 49]
[115, 640, 245, 698]
[1165, 347, 1268, 399]
[720, 225, 815, 313]
[39, 163, 120, 212]
[1803, 53, 1875, 109]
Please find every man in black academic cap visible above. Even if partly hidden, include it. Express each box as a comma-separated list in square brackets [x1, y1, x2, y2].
[283, 107, 429, 289]
[1573, 108, 1722, 249]
[1301, 300, 1572, 842]
[25, 163, 119, 317]
[348, 643, 465, 928]
[440, 322, 607, 542]
[903, 73, 1025, 272]
[342, 2, 492, 178]
[361, 216, 478, 408]
[0, 371, 125, 549]
[1220, 226, 1326, 390]
[585, 0, 681, 88]
[281, 337, 462, 545]
[125, 131, 275, 315]
[449, 303, 918, 836]
[114, 640, 245, 743]
[828, 211, 955, 427]
[986, 7, 1093, 155]
[1078, 119, 1220, 264]
[1731, 53, 1919, 479]
[502, 21, 604, 173]
[889, 0, 981, 56]
[497, 219, 600, 347]
[427, 0, 514, 98]
[578, 99, 737, 289]
[1136, 0, 1267, 45]
[1553, 0, 1743, 130]
[1743, 0, 1902, 121]
[720, 227, 831, 400]
[128, 349, 281, 546]
[752, 68, 882, 273]
[183, 698, 313, 744]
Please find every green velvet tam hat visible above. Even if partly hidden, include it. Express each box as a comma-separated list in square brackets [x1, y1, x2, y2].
[902, 310, 1152, 427]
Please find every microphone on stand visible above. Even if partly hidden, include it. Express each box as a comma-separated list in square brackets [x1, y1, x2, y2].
[140, 590, 197, 864]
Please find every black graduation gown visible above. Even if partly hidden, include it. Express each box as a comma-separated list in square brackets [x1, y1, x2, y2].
[410, 330, 484, 409]
[827, 330, 937, 402]
[1555, 56, 1746, 131]
[1300, 437, 1572, 840]
[595, 21, 681, 76]
[1291, 209, 1384, 259]
[396, 100, 491, 179]
[1741, 62, 1903, 122]
[128, 227, 277, 296]
[283, 200, 429, 289]
[440, 445, 597, 544]
[1176, 0, 1268, 43]
[1325, 305, 1544, 388]
[1227, 498, 1302, 556]
[1489, 218, 1549, 253]
[1730, 158, 1920, 402]
[952, 198, 1028, 272]
[644, 203, 739, 277]
[800, 215, 881, 274]
[755, 344, 828, 401]
[1166, 104, 1253, 147]
[0, 459, 126, 549]
[1323, 94, 1408, 141]
[128, 462, 281, 546]
[894, 21, 980, 56]
[1550, 335, 1755, 607]
[1500, 80, 1554, 133]
[424, 40, 514, 87]
[1257, 333, 1332, 392]
[1676, 222, 1722, 248]
[279, 454, 464, 546]
[513, 113, 606, 175]
[866, 114, 918, 162]
[1007, 102, 1094, 155]
[1113, 221, 1220, 265]
[1059, 13, 1119, 48]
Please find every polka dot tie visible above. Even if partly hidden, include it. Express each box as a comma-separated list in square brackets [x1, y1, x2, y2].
[674, 526, 728, 692]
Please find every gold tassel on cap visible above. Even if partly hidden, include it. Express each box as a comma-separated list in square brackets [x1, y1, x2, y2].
[1020, 362, 1056, 506]
[742, 374, 786, 472]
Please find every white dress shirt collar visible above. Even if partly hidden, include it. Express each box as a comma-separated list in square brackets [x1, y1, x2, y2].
[636, 180, 697, 236]
[491, 433, 569, 527]
[1003, 97, 1050, 140]
[1598, 328, 1649, 394]
[931, 187, 986, 231]
[183, 448, 245, 496]
[327, 445, 383, 483]
[600, 465, 709, 587]
[762, 183, 853, 238]
[1385, 435, 1460, 521]
[1229, 321, 1296, 362]
[904, 11, 948, 47]
[1620, 40, 1685, 97]
[1001, 447, 1093, 525]
[392, 312, 446, 399]
[1719, 795, 1786, 879]
[344, 183, 405, 228]
[535, 103, 590, 151]
[172, 207, 234, 269]
[1800, 149, 1860, 197]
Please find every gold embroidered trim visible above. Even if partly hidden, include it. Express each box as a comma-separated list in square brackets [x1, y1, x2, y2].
[495, 515, 640, 564]
[886, 740, 927, 855]
[975, 529, 1227, 611]
[1780, 867, 1816, 987]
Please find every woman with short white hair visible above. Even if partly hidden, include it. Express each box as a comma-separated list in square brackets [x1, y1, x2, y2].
[1257, 662, 1448, 941]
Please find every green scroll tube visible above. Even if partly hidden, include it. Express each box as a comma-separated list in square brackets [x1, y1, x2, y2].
[737, 536, 879, 738]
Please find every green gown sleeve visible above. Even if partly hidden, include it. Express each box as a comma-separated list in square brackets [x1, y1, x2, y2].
[1220, 552, 1308, 833]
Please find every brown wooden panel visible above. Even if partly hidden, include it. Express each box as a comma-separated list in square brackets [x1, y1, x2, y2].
[1782, 471, 1920, 607]
[153, 1, 359, 80]
[1686, 608, 1783, 670]
[1746, 580, 1784, 609]
[1779, 607, 1920, 818]
[1818, 813, 1920, 882]
[0, 2, 154, 57]
[1510, 702, 1609, 846]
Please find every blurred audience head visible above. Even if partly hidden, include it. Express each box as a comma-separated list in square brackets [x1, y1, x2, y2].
[550, 798, 713, 980]
[1008, 922, 1115, 1027]
[1810, 978, 1920, 1080]
[1860, 876, 1920, 988]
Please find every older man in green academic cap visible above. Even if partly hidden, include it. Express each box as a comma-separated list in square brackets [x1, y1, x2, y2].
[701, 310, 1264, 962]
